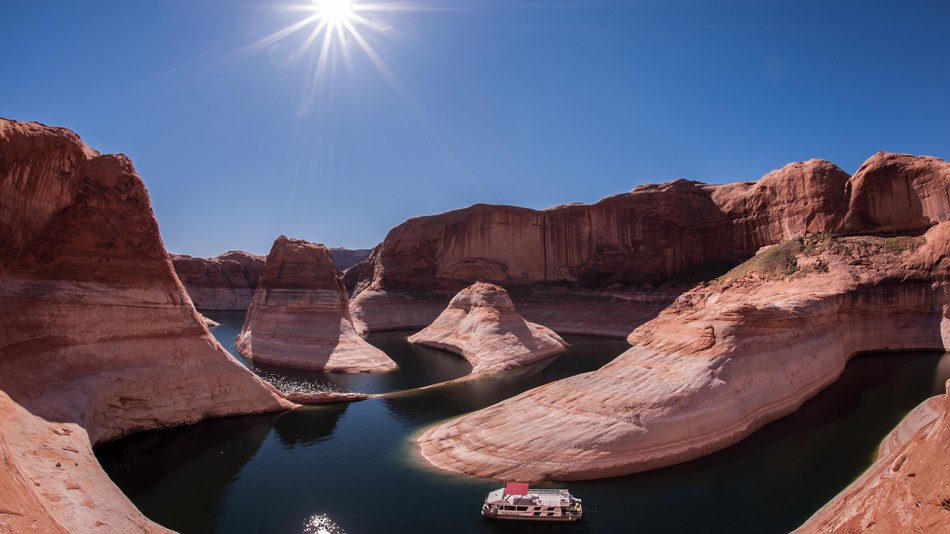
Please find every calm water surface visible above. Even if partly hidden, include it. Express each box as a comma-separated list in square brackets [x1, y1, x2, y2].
[97, 312, 950, 533]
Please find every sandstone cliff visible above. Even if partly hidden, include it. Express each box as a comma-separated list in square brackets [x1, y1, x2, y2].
[171, 251, 265, 310]
[350, 153, 949, 336]
[418, 225, 950, 481]
[408, 282, 567, 375]
[236, 236, 396, 372]
[0, 119, 293, 532]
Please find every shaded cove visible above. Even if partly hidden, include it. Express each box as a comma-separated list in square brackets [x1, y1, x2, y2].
[96, 318, 949, 533]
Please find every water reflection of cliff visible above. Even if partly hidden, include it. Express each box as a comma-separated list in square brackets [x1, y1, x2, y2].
[273, 404, 350, 448]
[382, 336, 628, 427]
[96, 412, 280, 533]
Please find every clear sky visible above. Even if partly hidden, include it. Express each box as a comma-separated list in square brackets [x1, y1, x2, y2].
[2, 1, 949, 256]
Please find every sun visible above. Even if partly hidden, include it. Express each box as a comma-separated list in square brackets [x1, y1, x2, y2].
[312, 0, 355, 27]
[238, 0, 431, 112]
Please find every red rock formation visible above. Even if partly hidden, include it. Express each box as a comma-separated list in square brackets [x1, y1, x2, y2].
[236, 236, 396, 372]
[328, 247, 372, 271]
[711, 158, 851, 250]
[797, 382, 950, 532]
[840, 151, 950, 235]
[171, 251, 265, 310]
[409, 282, 567, 375]
[418, 226, 949, 482]
[0, 119, 292, 532]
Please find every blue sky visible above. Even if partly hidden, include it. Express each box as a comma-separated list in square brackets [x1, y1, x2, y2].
[2, 1, 948, 256]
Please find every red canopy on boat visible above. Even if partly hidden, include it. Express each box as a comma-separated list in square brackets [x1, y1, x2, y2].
[505, 482, 529, 496]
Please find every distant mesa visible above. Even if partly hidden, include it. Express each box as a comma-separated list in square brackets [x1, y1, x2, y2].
[171, 250, 265, 311]
[236, 236, 397, 373]
[408, 281, 567, 376]
[328, 247, 371, 271]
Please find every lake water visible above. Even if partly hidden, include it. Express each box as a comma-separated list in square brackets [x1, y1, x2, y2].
[96, 312, 950, 533]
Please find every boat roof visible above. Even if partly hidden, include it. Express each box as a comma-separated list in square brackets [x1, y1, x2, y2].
[505, 482, 529, 496]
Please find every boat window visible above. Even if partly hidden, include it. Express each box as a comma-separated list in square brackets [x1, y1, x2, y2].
[516, 506, 528, 511]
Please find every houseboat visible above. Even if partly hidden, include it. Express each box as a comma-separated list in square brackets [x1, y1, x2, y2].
[481, 482, 583, 522]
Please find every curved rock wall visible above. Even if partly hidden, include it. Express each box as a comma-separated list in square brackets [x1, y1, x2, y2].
[840, 151, 950, 235]
[0, 120, 291, 532]
[351, 152, 948, 335]
[418, 226, 949, 481]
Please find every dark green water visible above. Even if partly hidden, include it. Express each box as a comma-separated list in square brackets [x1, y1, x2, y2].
[96, 312, 950, 533]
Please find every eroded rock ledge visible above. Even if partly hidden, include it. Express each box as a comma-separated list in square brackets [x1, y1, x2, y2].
[236, 236, 396, 372]
[0, 119, 293, 533]
[418, 225, 950, 482]
[408, 282, 567, 375]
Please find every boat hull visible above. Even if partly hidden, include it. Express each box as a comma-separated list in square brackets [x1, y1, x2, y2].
[481, 511, 581, 522]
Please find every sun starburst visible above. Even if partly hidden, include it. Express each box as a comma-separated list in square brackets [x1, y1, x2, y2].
[237, 0, 437, 113]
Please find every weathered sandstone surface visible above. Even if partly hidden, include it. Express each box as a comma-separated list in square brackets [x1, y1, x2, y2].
[418, 225, 950, 481]
[408, 282, 567, 375]
[236, 236, 396, 372]
[171, 251, 264, 310]
[351, 153, 948, 336]
[0, 119, 293, 532]
[797, 380, 950, 532]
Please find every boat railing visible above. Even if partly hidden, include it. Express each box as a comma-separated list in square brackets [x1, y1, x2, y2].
[527, 489, 570, 495]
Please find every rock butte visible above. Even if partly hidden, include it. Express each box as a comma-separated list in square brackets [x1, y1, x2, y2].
[408, 281, 567, 376]
[418, 225, 950, 484]
[236, 236, 396, 372]
[172, 248, 371, 311]
[0, 119, 295, 533]
[171, 251, 265, 311]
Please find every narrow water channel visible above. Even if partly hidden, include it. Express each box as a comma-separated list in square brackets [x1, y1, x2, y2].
[96, 312, 950, 533]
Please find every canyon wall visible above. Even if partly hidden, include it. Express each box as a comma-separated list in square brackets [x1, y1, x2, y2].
[172, 248, 370, 311]
[351, 153, 949, 335]
[419, 225, 950, 482]
[236, 236, 396, 372]
[0, 119, 292, 533]
[171, 251, 265, 310]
